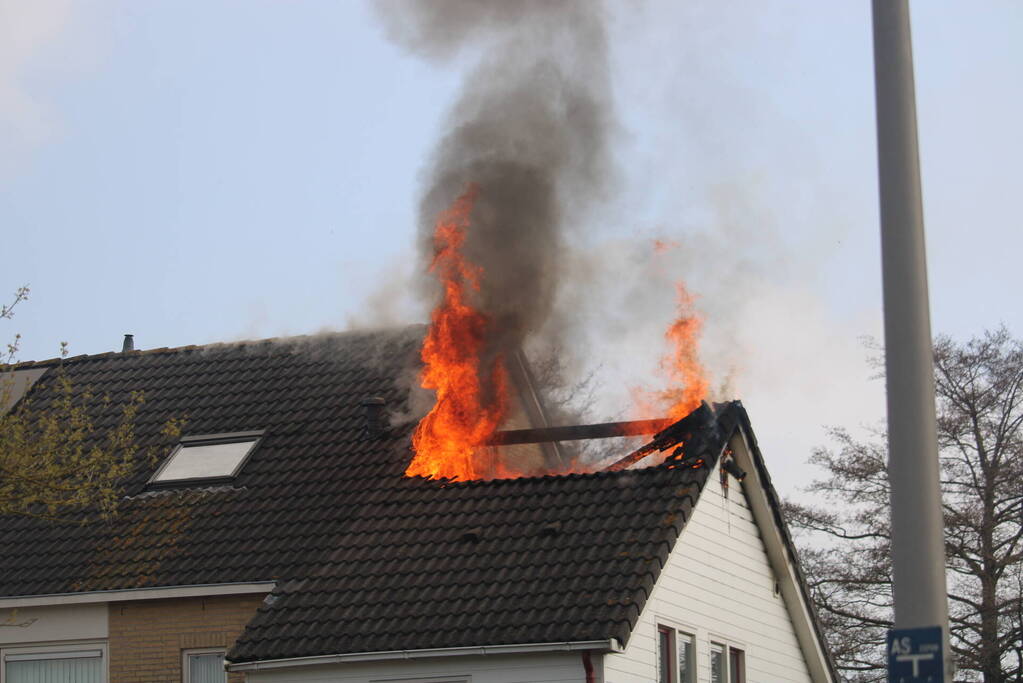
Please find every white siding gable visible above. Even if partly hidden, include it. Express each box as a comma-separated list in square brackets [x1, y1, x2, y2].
[603, 451, 815, 683]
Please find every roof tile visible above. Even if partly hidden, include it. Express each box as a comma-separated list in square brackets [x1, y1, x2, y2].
[0, 327, 730, 664]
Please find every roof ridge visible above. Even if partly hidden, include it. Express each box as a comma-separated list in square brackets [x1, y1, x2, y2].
[1, 324, 426, 370]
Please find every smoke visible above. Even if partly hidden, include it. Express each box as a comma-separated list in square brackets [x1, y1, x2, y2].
[373, 2, 888, 489]
[374, 0, 615, 354]
[0, 0, 78, 176]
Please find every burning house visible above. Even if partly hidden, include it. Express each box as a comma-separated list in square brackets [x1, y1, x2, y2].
[1, 3, 840, 681]
[0, 330, 835, 682]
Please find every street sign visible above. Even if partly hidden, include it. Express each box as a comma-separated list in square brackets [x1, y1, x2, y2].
[887, 626, 944, 682]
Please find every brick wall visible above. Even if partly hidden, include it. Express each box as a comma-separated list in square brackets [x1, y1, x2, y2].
[108, 593, 264, 683]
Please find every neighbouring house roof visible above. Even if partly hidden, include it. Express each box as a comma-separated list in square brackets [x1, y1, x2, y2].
[0, 328, 423, 597]
[0, 327, 828, 673]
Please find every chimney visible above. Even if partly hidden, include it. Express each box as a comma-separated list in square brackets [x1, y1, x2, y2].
[360, 397, 387, 438]
[122, 334, 135, 352]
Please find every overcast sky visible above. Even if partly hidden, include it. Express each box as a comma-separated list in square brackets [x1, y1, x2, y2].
[3, 1, 1020, 495]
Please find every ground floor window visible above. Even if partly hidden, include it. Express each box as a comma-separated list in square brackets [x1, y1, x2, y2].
[3, 643, 105, 683]
[182, 648, 226, 683]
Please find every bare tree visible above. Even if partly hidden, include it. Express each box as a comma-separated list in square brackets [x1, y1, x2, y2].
[786, 328, 1023, 682]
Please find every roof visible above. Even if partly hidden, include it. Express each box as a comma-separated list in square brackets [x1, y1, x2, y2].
[0, 328, 773, 665]
[0, 329, 424, 597]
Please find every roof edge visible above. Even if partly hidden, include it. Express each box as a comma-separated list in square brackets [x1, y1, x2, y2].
[226, 639, 623, 671]
[724, 402, 839, 683]
[1, 325, 426, 370]
[0, 581, 275, 608]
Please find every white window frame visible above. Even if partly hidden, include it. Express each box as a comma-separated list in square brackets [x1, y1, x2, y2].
[182, 647, 227, 683]
[149, 431, 263, 487]
[656, 622, 697, 683]
[675, 629, 697, 683]
[709, 638, 748, 683]
[711, 641, 726, 683]
[1, 641, 108, 683]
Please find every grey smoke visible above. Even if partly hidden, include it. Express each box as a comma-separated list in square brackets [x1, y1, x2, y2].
[374, 0, 615, 356]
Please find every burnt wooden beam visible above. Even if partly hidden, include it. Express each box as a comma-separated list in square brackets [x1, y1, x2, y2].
[486, 418, 671, 446]
[603, 402, 715, 471]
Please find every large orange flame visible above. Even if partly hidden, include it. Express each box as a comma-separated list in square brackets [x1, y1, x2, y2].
[406, 185, 511, 480]
[634, 276, 709, 423]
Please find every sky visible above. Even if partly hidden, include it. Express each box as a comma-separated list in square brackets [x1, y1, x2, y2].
[3, 1, 1020, 496]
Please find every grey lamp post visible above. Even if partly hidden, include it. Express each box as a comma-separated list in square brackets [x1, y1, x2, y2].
[871, 1, 951, 679]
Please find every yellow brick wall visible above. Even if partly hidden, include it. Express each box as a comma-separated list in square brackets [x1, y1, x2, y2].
[108, 594, 264, 683]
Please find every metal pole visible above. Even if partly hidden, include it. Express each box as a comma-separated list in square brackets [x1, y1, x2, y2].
[871, 1, 951, 678]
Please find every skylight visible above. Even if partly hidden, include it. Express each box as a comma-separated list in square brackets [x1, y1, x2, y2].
[150, 431, 262, 485]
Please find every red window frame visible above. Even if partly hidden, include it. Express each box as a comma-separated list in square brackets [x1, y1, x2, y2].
[658, 625, 676, 683]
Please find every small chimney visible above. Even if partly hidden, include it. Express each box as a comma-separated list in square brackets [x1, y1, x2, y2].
[360, 397, 387, 438]
[122, 334, 135, 352]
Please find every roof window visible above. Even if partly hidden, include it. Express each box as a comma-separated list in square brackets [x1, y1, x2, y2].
[150, 431, 262, 486]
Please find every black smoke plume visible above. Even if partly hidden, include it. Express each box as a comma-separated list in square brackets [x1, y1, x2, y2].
[374, 0, 615, 356]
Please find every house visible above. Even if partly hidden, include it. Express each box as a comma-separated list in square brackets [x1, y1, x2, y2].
[0, 328, 836, 682]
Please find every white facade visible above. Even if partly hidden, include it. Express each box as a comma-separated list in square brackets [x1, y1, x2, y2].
[603, 447, 815, 682]
[0, 604, 107, 647]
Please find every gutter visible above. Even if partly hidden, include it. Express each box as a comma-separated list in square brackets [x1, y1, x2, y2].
[226, 638, 623, 672]
[0, 581, 275, 608]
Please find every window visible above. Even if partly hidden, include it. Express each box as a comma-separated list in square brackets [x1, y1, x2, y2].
[182, 648, 226, 683]
[711, 643, 725, 683]
[711, 641, 746, 683]
[150, 431, 262, 486]
[3, 643, 105, 683]
[729, 647, 746, 683]
[657, 626, 675, 683]
[677, 632, 695, 683]
[657, 625, 695, 683]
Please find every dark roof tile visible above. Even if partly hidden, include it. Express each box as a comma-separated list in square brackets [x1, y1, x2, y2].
[0, 327, 732, 664]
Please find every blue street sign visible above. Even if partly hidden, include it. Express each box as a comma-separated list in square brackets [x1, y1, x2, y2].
[887, 626, 944, 682]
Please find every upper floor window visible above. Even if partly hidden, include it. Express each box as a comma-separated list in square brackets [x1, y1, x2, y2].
[711, 641, 745, 683]
[729, 647, 746, 683]
[150, 431, 262, 487]
[658, 626, 674, 683]
[677, 631, 695, 683]
[711, 643, 724, 683]
[658, 624, 695, 683]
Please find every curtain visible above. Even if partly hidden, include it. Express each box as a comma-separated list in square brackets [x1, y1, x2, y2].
[188, 653, 226, 683]
[7, 656, 103, 683]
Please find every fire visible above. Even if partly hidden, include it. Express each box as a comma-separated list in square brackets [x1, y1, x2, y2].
[405, 185, 511, 480]
[634, 281, 709, 423]
[652, 238, 680, 254]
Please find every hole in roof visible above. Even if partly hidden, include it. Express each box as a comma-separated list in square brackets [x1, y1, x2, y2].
[150, 432, 262, 486]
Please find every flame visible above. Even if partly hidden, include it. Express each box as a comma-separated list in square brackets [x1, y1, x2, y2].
[652, 238, 680, 254]
[634, 281, 709, 422]
[406, 185, 511, 480]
